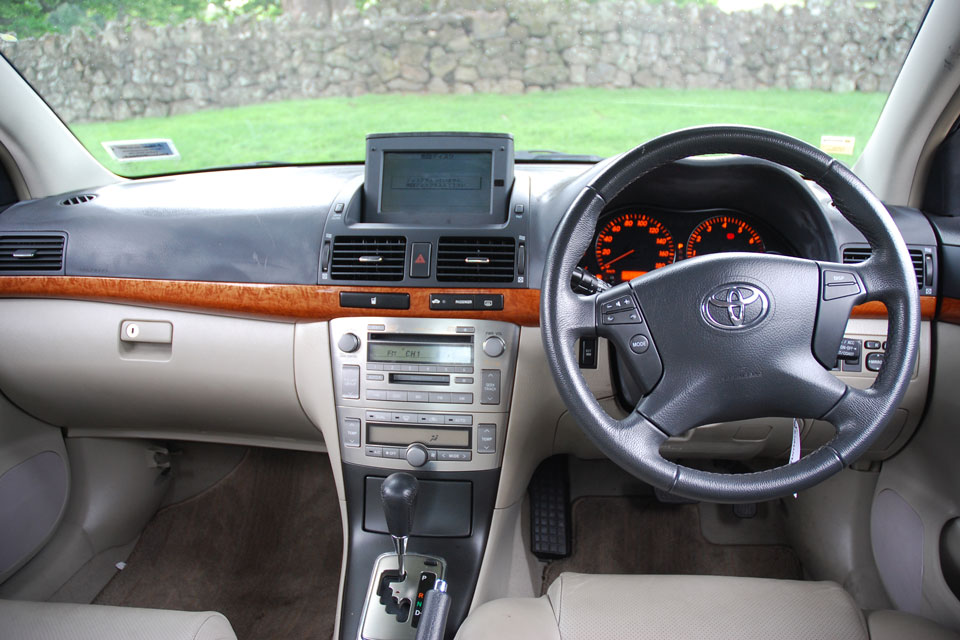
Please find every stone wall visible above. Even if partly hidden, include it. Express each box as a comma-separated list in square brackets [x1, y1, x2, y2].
[0, 0, 927, 123]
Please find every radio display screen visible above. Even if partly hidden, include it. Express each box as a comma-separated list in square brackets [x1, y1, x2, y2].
[367, 342, 473, 365]
[379, 151, 493, 216]
[367, 424, 471, 449]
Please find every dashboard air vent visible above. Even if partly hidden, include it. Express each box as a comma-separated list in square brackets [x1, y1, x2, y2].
[0, 234, 65, 272]
[436, 237, 516, 283]
[330, 236, 406, 281]
[842, 245, 925, 289]
[60, 194, 97, 206]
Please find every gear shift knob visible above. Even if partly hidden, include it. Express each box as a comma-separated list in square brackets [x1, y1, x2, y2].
[381, 473, 418, 576]
[381, 472, 419, 538]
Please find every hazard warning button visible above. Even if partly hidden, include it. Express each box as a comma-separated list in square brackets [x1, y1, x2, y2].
[410, 242, 432, 278]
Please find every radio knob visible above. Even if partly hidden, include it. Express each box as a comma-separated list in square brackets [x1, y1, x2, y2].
[405, 443, 429, 468]
[338, 333, 360, 353]
[482, 336, 505, 358]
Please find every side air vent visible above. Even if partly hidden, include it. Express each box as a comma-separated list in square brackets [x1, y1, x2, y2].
[0, 234, 66, 273]
[330, 236, 406, 281]
[60, 194, 97, 206]
[842, 245, 926, 289]
[436, 237, 516, 283]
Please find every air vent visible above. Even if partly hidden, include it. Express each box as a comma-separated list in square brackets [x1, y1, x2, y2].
[0, 234, 65, 272]
[842, 245, 925, 289]
[436, 237, 516, 283]
[330, 236, 406, 281]
[60, 194, 97, 206]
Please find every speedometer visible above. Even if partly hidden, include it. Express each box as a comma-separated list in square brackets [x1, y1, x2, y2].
[686, 215, 765, 259]
[594, 212, 675, 284]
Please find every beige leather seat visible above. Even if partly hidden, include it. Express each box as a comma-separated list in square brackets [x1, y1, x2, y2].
[0, 599, 237, 640]
[456, 573, 960, 640]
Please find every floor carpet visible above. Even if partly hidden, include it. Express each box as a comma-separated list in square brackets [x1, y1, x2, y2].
[95, 448, 342, 640]
[542, 496, 802, 593]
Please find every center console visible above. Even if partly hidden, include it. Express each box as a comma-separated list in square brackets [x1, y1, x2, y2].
[329, 133, 524, 640]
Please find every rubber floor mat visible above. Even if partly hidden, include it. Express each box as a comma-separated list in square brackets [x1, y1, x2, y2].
[541, 496, 802, 594]
[95, 448, 342, 639]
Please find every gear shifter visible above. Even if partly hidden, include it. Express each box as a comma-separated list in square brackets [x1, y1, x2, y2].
[381, 472, 419, 577]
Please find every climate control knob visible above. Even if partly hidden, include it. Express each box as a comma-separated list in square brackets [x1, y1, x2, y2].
[338, 333, 360, 353]
[482, 336, 505, 358]
[405, 443, 429, 468]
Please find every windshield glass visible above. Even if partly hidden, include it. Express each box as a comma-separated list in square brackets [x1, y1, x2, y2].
[0, 0, 929, 177]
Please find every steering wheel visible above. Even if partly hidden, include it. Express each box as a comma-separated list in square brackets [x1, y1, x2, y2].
[541, 126, 921, 503]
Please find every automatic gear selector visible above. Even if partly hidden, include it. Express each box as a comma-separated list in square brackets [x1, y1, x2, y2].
[360, 473, 447, 640]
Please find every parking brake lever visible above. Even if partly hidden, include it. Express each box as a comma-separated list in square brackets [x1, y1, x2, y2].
[414, 579, 451, 640]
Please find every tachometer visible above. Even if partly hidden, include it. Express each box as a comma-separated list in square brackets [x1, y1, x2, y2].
[686, 215, 765, 259]
[594, 212, 675, 284]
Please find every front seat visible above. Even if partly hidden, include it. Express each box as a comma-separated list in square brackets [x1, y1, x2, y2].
[0, 599, 237, 640]
[456, 573, 960, 640]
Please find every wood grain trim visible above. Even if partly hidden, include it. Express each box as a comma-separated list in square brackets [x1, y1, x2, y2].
[0, 277, 542, 325]
[851, 296, 936, 320]
[939, 297, 960, 325]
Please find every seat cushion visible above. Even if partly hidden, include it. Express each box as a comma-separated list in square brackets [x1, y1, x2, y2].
[0, 599, 237, 640]
[457, 573, 953, 640]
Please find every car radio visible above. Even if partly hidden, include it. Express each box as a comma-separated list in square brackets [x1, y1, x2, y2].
[330, 317, 519, 472]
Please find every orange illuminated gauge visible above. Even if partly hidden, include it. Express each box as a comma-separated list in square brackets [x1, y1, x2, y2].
[594, 212, 675, 284]
[686, 215, 765, 259]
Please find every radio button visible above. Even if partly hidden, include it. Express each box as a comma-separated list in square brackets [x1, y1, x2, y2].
[451, 393, 474, 404]
[367, 363, 383, 371]
[342, 365, 360, 399]
[480, 370, 501, 405]
[445, 414, 473, 426]
[456, 326, 476, 333]
[456, 366, 474, 374]
[366, 389, 387, 401]
[338, 333, 361, 353]
[387, 391, 408, 402]
[483, 337, 505, 358]
[477, 424, 497, 454]
[365, 445, 383, 458]
[429, 392, 452, 403]
[418, 414, 444, 425]
[419, 365, 438, 373]
[366, 410, 392, 422]
[383, 364, 402, 372]
[455, 377, 474, 384]
[439, 365, 459, 373]
[392, 412, 418, 424]
[400, 364, 418, 372]
[366, 373, 385, 382]
[381, 447, 401, 459]
[428, 449, 438, 461]
[408, 391, 429, 403]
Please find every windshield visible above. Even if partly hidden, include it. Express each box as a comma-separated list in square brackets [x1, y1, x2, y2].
[0, 0, 929, 177]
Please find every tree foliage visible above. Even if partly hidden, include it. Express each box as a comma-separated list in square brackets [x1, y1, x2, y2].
[0, 0, 283, 38]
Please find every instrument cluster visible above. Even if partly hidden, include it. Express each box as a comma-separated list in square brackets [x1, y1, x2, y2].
[578, 206, 791, 285]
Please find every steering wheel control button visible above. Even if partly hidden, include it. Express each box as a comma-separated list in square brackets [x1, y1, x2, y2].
[837, 338, 861, 361]
[337, 332, 361, 353]
[477, 424, 497, 454]
[482, 336, 505, 357]
[600, 295, 636, 313]
[865, 340, 882, 350]
[823, 282, 861, 300]
[602, 308, 642, 325]
[629, 334, 650, 354]
[480, 369, 502, 405]
[866, 352, 885, 372]
[823, 270, 858, 285]
[579, 337, 598, 369]
[701, 283, 769, 330]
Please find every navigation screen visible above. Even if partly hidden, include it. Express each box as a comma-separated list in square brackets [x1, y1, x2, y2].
[380, 151, 493, 215]
[367, 342, 473, 365]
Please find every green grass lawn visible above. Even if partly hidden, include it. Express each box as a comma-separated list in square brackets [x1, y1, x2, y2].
[71, 88, 888, 177]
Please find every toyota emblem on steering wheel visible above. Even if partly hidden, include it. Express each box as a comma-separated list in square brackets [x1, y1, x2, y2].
[701, 284, 770, 330]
